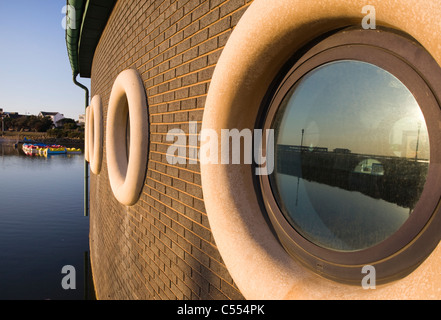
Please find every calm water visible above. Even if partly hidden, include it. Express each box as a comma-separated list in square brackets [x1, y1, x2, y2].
[0, 142, 93, 300]
[275, 173, 410, 251]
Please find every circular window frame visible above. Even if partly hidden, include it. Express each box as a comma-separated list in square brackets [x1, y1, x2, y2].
[106, 69, 149, 206]
[202, 0, 441, 299]
[258, 27, 441, 285]
[85, 105, 90, 163]
[89, 95, 103, 175]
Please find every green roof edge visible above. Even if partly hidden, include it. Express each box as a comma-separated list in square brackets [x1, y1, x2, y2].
[65, 0, 87, 76]
[65, 0, 117, 78]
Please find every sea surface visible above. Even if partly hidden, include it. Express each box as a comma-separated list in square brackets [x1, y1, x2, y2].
[0, 141, 93, 300]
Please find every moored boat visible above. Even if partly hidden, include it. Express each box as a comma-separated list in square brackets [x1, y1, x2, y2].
[66, 147, 82, 154]
[22, 143, 80, 157]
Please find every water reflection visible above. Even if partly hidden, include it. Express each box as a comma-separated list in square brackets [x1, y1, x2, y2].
[271, 61, 429, 251]
[0, 141, 21, 156]
[0, 141, 93, 299]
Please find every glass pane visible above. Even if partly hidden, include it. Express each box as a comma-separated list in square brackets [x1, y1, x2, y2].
[271, 61, 429, 252]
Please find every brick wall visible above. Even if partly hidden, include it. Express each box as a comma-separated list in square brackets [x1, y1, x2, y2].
[89, 0, 253, 300]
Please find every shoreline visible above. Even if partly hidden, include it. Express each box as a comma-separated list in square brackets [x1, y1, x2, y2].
[0, 134, 84, 148]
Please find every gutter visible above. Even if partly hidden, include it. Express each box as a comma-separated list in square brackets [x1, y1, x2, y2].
[73, 73, 90, 217]
[65, 0, 116, 216]
[65, 0, 89, 216]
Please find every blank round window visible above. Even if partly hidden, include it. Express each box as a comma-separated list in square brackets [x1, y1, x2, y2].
[270, 60, 429, 252]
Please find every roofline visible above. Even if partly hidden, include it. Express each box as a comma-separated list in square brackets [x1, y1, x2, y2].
[65, 0, 117, 78]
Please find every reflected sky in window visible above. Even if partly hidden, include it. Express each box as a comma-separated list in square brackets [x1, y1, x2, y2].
[276, 61, 429, 159]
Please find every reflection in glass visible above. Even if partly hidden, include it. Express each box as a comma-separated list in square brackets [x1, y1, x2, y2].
[271, 61, 429, 252]
[353, 159, 384, 176]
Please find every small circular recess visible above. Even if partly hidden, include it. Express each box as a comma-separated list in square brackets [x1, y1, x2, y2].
[106, 69, 149, 206]
[88, 95, 103, 174]
[202, 0, 441, 299]
[85, 106, 90, 163]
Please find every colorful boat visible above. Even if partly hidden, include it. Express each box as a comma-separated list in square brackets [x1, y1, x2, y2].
[66, 147, 82, 154]
[45, 145, 67, 155]
[22, 143, 81, 157]
[22, 143, 41, 156]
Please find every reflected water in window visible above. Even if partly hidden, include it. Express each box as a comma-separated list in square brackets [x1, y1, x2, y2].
[271, 61, 430, 252]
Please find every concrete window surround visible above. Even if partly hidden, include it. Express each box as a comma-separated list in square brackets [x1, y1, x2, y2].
[85, 106, 90, 163]
[88, 95, 103, 175]
[106, 69, 149, 207]
[202, 0, 441, 299]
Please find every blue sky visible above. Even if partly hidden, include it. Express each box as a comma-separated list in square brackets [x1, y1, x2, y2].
[0, 0, 90, 120]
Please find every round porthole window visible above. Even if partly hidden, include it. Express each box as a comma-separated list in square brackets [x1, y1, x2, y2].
[106, 69, 149, 206]
[259, 28, 441, 285]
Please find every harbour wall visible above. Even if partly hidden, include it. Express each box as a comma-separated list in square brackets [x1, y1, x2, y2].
[277, 145, 429, 210]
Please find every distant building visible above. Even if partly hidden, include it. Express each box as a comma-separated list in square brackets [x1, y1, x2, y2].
[78, 114, 86, 125]
[334, 148, 352, 154]
[39, 111, 65, 128]
[55, 118, 68, 128]
[3, 112, 23, 119]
